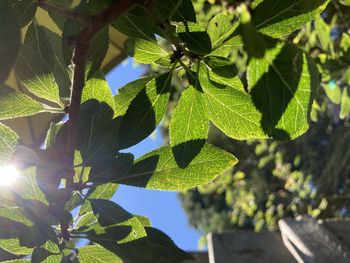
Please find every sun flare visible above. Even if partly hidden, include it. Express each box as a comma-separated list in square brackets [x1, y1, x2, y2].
[0, 165, 19, 186]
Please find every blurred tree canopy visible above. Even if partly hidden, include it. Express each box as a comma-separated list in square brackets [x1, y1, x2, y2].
[156, 0, 350, 236]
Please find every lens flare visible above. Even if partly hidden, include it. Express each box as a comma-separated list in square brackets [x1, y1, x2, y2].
[0, 165, 19, 186]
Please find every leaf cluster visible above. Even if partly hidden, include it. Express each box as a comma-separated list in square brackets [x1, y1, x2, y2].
[0, 0, 332, 262]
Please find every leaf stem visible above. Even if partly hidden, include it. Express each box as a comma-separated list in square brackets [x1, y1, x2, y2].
[179, 60, 195, 79]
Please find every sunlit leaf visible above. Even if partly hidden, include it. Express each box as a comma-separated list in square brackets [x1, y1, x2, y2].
[118, 144, 237, 190]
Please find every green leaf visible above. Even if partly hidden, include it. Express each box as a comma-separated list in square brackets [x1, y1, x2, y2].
[118, 71, 173, 149]
[87, 27, 109, 79]
[117, 143, 237, 190]
[208, 14, 238, 48]
[204, 56, 244, 91]
[210, 36, 242, 57]
[14, 196, 59, 226]
[0, 124, 19, 165]
[82, 73, 115, 109]
[88, 153, 134, 184]
[0, 0, 20, 83]
[315, 16, 331, 51]
[0, 239, 33, 255]
[31, 242, 62, 263]
[340, 0, 350, 6]
[199, 66, 266, 139]
[126, 38, 169, 64]
[0, 207, 32, 226]
[11, 0, 37, 28]
[44, 122, 63, 149]
[324, 81, 341, 104]
[90, 199, 133, 228]
[154, 0, 196, 22]
[169, 87, 208, 167]
[239, 22, 268, 58]
[0, 86, 53, 121]
[92, 227, 191, 263]
[61, 0, 111, 67]
[177, 22, 212, 55]
[135, 215, 152, 227]
[117, 217, 147, 243]
[15, 168, 48, 204]
[75, 100, 120, 163]
[18, 223, 57, 248]
[114, 77, 154, 118]
[75, 212, 96, 230]
[252, 0, 330, 37]
[248, 42, 319, 140]
[141, 227, 193, 261]
[113, 9, 156, 41]
[251, 0, 264, 9]
[0, 216, 27, 239]
[47, 0, 73, 30]
[32, 247, 55, 263]
[15, 22, 63, 106]
[41, 26, 71, 98]
[79, 183, 119, 215]
[78, 245, 122, 263]
[340, 87, 350, 119]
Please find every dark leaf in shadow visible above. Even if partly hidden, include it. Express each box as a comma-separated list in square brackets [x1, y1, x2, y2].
[177, 22, 212, 55]
[91, 226, 192, 263]
[89, 153, 134, 184]
[117, 155, 159, 188]
[172, 139, 206, 168]
[90, 199, 133, 227]
[118, 72, 172, 150]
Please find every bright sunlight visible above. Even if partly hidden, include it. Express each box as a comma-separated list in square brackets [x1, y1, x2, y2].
[0, 165, 19, 186]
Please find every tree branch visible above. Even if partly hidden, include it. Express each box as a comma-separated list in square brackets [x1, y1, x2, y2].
[53, 0, 145, 238]
[36, 0, 92, 23]
[65, 0, 145, 173]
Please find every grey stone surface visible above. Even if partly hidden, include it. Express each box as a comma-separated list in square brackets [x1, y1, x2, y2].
[207, 231, 296, 263]
[279, 217, 350, 263]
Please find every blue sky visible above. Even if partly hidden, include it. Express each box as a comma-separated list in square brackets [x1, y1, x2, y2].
[105, 58, 202, 251]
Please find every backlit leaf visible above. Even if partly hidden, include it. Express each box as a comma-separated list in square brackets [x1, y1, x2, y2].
[118, 71, 173, 149]
[114, 77, 154, 118]
[199, 66, 266, 139]
[78, 245, 122, 263]
[118, 144, 237, 190]
[252, 0, 330, 37]
[208, 14, 238, 48]
[0, 86, 53, 121]
[15, 22, 62, 106]
[248, 41, 319, 139]
[0, 124, 19, 165]
[126, 39, 169, 64]
[177, 22, 212, 55]
[169, 87, 208, 167]
[90, 199, 133, 228]
[82, 73, 115, 109]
